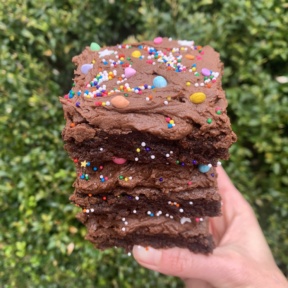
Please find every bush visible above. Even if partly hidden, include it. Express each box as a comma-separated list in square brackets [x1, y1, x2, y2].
[0, 0, 287, 286]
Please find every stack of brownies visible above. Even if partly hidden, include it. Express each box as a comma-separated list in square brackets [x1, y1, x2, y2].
[60, 37, 236, 253]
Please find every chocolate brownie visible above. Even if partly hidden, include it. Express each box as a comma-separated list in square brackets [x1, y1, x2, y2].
[60, 37, 236, 253]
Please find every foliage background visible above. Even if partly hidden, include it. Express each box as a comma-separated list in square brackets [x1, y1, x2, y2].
[0, 0, 287, 287]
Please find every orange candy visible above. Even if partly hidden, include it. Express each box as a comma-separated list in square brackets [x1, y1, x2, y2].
[185, 54, 195, 60]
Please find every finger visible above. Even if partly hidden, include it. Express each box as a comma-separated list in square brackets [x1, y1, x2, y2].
[216, 167, 275, 261]
[133, 246, 226, 283]
[216, 165, 248, 209]
[184, 278, 214, 288]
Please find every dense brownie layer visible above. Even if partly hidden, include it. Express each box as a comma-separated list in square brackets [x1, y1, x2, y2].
[78, 213, 214, 253]
[71, 186, 221, 219]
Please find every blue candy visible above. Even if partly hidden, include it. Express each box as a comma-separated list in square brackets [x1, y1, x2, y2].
[198, 164, 211, 173]
[153, 76, 167, 88]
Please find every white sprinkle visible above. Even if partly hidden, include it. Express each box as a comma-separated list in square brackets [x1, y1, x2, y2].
[166, 153, 170, 157]
[170, 151, 173, 154]
[105, 101, 110, 106]
[129, 176, 133, 180]
[133, 209, 137, 213]
[164, 100, 169, 105]
[86, 209, 89, 213]
[99, 148, 103, 151]
[208, 163, 212, 168]
[147, 211, 151, 215]
[166, 213, 169, 217]
[194, 83, 199, 87]
[170, 215, 173, 219]
[168, 201, 171, 204]
[127, 252, 131, 256]
[90, 208, 94, 212]
[135, 196, 139, 200]
[122, 218, 126, 221]
[200, 83, 204, 86]
[141, 142, 146, 147]
[124, 221, 128, 225]
[189, 201, 193, 205]
[122, 227, 126, 231]
[135, 157, 139, 161]
[217, 161, 222, 166]
[151, 155, 155, 159]
[179, 208, 184, 213]
[180, 217, 192, 224]
[200, 218, 204, 221]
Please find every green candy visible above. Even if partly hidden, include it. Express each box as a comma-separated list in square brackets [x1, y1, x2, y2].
[90, 42, 101, 51]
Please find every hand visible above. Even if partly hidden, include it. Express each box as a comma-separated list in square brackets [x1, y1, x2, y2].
[133, 166, 288, 288]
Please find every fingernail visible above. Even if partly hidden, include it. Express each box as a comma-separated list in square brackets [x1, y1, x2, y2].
[132, 245, 162, 267]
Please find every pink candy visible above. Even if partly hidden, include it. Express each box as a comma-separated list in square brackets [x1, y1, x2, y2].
[124, 67, 136, 78]
[153, 37, 163, 44]
[112, 157, 127, 165]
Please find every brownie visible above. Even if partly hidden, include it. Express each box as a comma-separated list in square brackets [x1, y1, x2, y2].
[78, 213, 214, 254]
[70, 162, 221, 219]
[60, 37, 236, 253]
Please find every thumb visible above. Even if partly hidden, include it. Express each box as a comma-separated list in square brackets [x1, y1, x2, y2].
[132, 246, 227, 283]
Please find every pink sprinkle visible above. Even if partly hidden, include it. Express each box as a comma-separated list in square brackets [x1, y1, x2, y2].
[146, 60, 153, 64]
[104, 177, 109, 181]
[200, 51, 205, 55]
[195, 218, 200, 222]
[165, 117, 171, 123]
[64, 94, 69, 99]
[187, 181, 192, 185]
[154, 37, 163, 44]
[100, 166, 103, 170]
[215, 106, 221, 112]
[196, 56, 202, 60]
[112, 157, 127, 165]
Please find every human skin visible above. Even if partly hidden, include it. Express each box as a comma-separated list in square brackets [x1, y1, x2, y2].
[133, 166, 288, 288]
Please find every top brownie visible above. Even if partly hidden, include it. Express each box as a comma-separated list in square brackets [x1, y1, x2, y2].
[60, 37, 236, 166]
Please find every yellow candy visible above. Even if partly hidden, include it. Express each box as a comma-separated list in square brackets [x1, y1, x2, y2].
[131, 50, 141, 58]
[189, 92, 206, 104]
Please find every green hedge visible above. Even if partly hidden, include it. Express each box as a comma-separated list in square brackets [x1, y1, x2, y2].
[0, 0, 287, 286]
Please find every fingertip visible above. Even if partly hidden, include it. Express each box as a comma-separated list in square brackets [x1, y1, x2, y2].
[132, 245, 162, 270]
